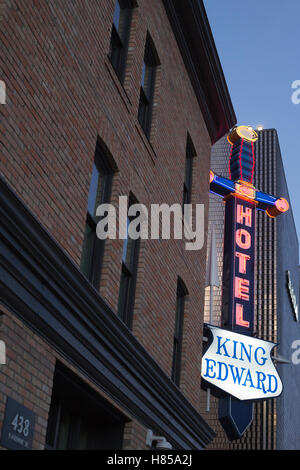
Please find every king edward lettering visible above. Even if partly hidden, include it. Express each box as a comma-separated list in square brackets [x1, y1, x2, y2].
[202, 326, 282, 401]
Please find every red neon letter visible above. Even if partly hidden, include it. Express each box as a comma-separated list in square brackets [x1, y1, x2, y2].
[235, 303, 250, 328]
[236, 252, 251, 274]
[237, 204, 252, 227]
[236, 229, 251, 250]
[235, 277, 250, 301]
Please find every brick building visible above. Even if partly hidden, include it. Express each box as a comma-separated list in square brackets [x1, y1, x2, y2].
[0, 0, 235, 450]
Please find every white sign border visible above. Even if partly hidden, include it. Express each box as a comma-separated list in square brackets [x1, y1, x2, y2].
[201, 324, 283, 401]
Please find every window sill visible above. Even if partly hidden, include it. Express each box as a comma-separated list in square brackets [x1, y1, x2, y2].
[104, 56, 132, 113]
[135, 120, 157, 165]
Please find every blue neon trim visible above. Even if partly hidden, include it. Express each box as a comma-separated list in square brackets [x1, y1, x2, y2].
[214, 178, 235, 192]
[256, 192, 277, 205]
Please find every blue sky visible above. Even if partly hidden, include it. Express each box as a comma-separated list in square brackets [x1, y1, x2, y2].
[204, 0, 300, 243]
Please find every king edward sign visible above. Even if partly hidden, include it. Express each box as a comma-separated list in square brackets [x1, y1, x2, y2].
[202, 325, 282, 401]
[204, 126, 289, 440]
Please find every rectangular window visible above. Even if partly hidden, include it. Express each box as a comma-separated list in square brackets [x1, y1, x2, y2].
[80, 140, 116, 288]
[138, 34, 159, 139]
[46, 363, 126, 450]
[183, 135, 196, 207]
[109, 0, 134, 83]
[118, 197, 140, 329]
[171, 279, 188, 386]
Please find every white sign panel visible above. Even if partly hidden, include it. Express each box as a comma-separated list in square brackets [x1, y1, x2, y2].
[201, 325, 283, 401]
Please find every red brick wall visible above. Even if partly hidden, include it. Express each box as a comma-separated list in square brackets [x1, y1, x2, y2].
[0, 303, 149, 449]
[0, 303, 56, 450]
[1, 0, 212, 447]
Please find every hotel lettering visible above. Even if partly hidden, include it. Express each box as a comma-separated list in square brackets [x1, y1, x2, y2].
[222, 197, 256, 336]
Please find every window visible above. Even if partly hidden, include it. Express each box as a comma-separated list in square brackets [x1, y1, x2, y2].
[46, 363, 126, 450]
[118, 196, 140, 329]
[109, 0, 134, 82]
[138, 34, 159, 139]
[171, 278, 188, 386]
[183, 135, 196, 207]
[80, 139, 117, 288]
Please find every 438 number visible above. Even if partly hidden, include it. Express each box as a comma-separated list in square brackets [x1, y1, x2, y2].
[11, 414, 30, 437]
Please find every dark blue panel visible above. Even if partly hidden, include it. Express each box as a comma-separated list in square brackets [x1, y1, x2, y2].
[0, 397, 35, 450]
[219, 396, 253, 441]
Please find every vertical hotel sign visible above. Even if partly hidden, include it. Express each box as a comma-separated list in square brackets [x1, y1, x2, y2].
[222, 196, 256, 334]
[203, 126, 289, 440]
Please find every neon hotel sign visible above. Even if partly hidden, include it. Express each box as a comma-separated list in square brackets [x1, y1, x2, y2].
[202, 126, 289, 438]
[224, 195, 256, 333]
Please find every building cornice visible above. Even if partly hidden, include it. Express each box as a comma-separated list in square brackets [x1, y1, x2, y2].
[163, 0, 236, 143]
[0, 176, 215, 449]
